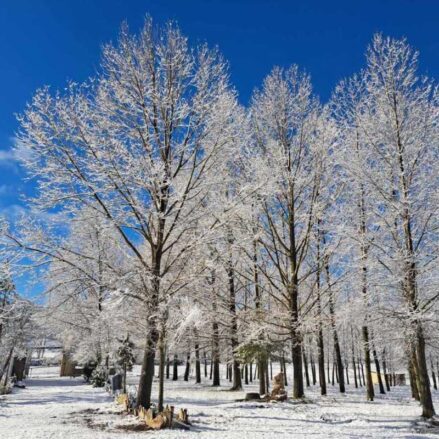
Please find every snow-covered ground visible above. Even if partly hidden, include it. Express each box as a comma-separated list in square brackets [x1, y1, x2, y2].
[1, 365, 439, 438]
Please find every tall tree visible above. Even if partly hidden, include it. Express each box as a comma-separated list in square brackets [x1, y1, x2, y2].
[17, 18, 240, 408]
[250, 66, 324, 398]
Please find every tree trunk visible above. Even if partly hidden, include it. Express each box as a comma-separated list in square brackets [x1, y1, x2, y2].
[227, 253, 242, 391]
[158, 332, 166, 411]
[358, 180, 374, 402]
[303, 346, 310, 388]
[430, 356, 437, 391]
[265, 359, 270, 392]
[282, 354, 288, 386]
[136, 326, 159, 408]
[291, 301, 304, 398]
[184, 353, 190, 382]
[351, 330, 358, 388]
[409, 352, 420, 400]
[136, 251, 162, 409]
[357, 358, 363, 387]
[0, 346, 14, 384]
[325, 261, 345, 393]
[123, 363, 127, 394]
[334, 332, 344, 388]
[212, 302, 220, 386]
[166, 356, 170, 380]
[415, 324, 435, 417]
[172, 354, 178, 381]
[252, 236, 266, 395]
[352, 354, 358, 388]
[194, 343, 201, 384]
[212, 353, 220, 386]
[60, 351, 68, 377]
[316, 231, 326, 395]
[316, 329, 326, 396]
[382, 350, 390, 392]
[360, 359, 366, 389]
[372, 344, 385, 394]
[362, 326, 374, 401]
[258, 359, 266, 395]
[208, 267, 220, 387]
[310, 354, 316, 385]
[327, 356, 330, 384]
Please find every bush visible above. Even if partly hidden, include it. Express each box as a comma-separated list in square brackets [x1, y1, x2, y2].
[83, 361, 97, 383]
[90, 365, 107, 388]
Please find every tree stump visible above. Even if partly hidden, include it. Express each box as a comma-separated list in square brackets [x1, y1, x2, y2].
[177, 408, 189, 424]
[115, 393, 130, 412]
[270, 372, 288, 401]
[143, 405, 180, 430]
[245, 392, 261, 401]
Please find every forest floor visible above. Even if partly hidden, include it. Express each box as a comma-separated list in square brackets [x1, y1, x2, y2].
[1, 365, 439, 438]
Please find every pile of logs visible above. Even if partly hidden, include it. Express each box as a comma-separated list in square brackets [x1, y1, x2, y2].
[115, 394, 190, 430]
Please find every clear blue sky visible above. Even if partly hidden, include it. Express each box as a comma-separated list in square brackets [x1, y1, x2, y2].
[1, 0, 439, 219]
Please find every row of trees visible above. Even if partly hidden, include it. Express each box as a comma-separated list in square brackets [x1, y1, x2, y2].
[1, 19, 438, 417]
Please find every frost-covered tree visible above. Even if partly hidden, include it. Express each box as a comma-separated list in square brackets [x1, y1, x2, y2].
[17, 17, 240, 408]
[331, 74, 378, 401]
[249, 66, 326, 398]
[360, 35, 439, 418]
[332, 35, 439, 417]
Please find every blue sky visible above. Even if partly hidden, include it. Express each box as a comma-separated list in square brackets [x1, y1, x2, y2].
[1, 0, 439, 221]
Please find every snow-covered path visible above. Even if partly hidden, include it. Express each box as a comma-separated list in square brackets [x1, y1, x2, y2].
[1, 366, 439, 438]
[0, 367, 116, 439]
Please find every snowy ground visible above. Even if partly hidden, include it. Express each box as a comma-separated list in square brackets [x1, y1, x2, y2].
[1, 365, 439, 438]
